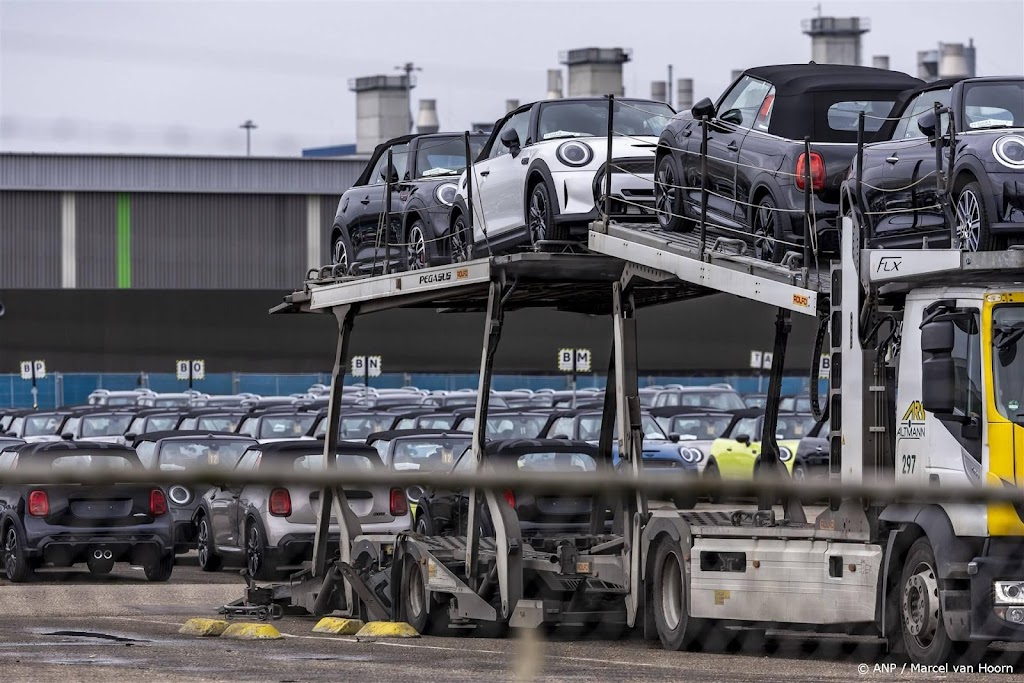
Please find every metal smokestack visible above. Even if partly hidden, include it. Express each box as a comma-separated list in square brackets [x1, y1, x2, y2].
[415, 99, 439, 134]
[505, 99, 520, 113]
[676, 78, 694, 111]
[546, 69, 563, 99]
[650, 81, 667, 103]
[872, 55, 890, 70]
[938, 43, 969, 79]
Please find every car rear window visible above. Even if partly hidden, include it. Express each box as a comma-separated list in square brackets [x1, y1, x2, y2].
[392, 437, 473, 471]
[670, 416, 733, 439]
[195, 416, 242, 432]
[827, 101, 893, 133]
[155, 440, 251, 471]
[46, 454, 139, 471]
[258, 415, 316, 439]
[81, 415, 133, 438]
[289, 453, 376, 471]
[24, 415, 63, 437]
[514, 451, 597, 472]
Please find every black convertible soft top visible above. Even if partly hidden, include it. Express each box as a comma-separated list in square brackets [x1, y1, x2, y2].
[742, 64, 921, 96]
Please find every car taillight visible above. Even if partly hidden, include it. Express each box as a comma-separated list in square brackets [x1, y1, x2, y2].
[390, 488, 408, 516]
[795, 151, 826, 192]
[149, 489, 168, 516]
[503, 489, 516, 509]
[269, 488, 292, 517]
[28, 490, 49, 517]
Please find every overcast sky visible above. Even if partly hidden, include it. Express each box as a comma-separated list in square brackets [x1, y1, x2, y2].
[1, 0, 1021, 156]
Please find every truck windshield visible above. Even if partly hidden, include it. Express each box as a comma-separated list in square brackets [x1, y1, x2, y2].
[992, 305, 1024, 421]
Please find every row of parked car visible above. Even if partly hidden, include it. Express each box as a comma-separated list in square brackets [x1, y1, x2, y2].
[0, 383, 825, 582]
[329, 64, 1023, 274]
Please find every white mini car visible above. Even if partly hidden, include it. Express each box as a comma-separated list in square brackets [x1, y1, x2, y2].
[447, 97, 675, 260]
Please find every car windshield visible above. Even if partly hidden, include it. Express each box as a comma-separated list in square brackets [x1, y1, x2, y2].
[195, 415, 242, 432]
[537, 99, 674, 140]
[105, 396, 138, 406]
[152, 397, 190, 407]
[80, 415, 133, 438]
[415, 136, 485, 177]
[417, 416, 456, 429]
[963, 81, 1024, 130]
[155, 439, 251, 471]
[288, 453, 376, 472]
[669, 415, 734, 439]
[656, 390, 745, 410]
[577, 414, 666, 441]
[313, 415, 388, 439]
[24, 415, 63, 437]
[391, 437, 472, 471]
[513, 451, 597, 472]
[776, 415, 818, 439]
[459, 415, 548, 438]
[258, 415, 316, 439]
[145, 416, 178, 432]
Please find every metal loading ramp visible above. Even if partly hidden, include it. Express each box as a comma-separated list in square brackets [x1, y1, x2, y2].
[588, 223, 829, 316]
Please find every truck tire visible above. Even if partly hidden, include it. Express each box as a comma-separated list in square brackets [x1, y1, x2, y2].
[899, 538, 987, 665]
[652, 537, 706, 651]
[401, 557, 448, 635]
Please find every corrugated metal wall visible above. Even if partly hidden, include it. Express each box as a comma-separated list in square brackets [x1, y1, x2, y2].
[320, 194, 341, 265]
[131, 194, 308, 289]
[0, 191, 60, 287]
[77, 192, 117, 288]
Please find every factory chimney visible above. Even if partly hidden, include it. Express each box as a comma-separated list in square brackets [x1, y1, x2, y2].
[416, 99, 439, 135]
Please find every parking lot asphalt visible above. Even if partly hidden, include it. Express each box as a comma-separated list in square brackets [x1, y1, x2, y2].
[2, 552, 1023, 682]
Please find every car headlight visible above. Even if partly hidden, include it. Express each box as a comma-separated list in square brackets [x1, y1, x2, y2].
[434, 182, 458, 206]
[678, 447, 704, 463]
[995, 581, 1024, 605]
[556, 140, 593, 167]
[993, 135, 1024, 169]
[779, 447, 793, 462]
[168, 485, 192, 506]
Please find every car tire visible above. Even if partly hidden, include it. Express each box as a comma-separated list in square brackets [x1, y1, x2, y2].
[449, 213, 473, 264]
[415, 512, 435, 536]
[144, 553, 174, 582]
[899, 537, 986, 666]
[3, 523, 34, 583]
[954, 181, 1000, 252]
[527, 181, 563, 243]
[196, 515, 222, 572]
[652, 537, 707, 651]
[331, 228, 353, 274]
[404, 219, 438, 271]
[752, 194, 785, 263]
[703, 459, 723, 504]
[245, 519, 278, 582]
[655, 154, 695, 233]
[792, 461, 809, 482]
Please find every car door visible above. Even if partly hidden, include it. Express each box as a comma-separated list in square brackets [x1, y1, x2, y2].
[699, 76, 773, 221]
[351, 142, 409, 262]
[471, 109, 533, 240]
[873, 89, 953, 243]
[211, 449, 257, 548]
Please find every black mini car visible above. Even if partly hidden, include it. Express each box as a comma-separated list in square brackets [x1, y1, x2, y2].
[655, 63, 921, 261]
[330, 132, 487, 274]
[413, 438, 604, 538]
[850, 76, 1024, 251]
[0, 441, 175, 582]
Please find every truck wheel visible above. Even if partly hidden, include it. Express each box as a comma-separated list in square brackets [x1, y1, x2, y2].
[3, 524, 33, 583]
[401, 558, 450, 635]
[899, 538, 985, 665]
[144, 553, 174, 582]
[652, 537, 705, 651]
[197, 516, 222, 572]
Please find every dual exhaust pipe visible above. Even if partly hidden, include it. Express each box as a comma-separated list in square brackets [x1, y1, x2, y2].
[92, 549, 113, 560]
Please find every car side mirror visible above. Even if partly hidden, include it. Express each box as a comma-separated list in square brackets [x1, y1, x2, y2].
[124, 432, 137, 441]
[735, 434, 751, 446]
[719, 108, 744, 126]
[668, 432, 681, 443]
[691, 97, 716, 120]
[61, 432, 73, 441]
[380, 163, 400, 184]
[917, 109, 943, 140]
[500, 128, 521, 157]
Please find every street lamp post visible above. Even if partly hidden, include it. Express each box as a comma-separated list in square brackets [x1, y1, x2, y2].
[239, 119, 257, 156]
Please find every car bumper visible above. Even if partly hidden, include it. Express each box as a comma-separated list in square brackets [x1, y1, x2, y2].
[969, 541, 1024, 640]
[27, 532, 172, 560]
[266, 517, 412, 552]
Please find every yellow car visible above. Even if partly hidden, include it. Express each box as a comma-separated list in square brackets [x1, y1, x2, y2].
[706, 413, 818, 481]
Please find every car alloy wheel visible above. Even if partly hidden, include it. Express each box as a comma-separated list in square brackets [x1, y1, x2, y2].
[4, 527, 18, 577]
[246, 524, 263, 578]
[332, 236, 349, 272]
[197, 517, 220, 571]
[528, 184, 550, 243]
[955, 187, 982, 252]
[655, 158, 678, 228]
[753, 200, 777, 261]
[450, 215, 472, 263]
[406, 223, 428, 270]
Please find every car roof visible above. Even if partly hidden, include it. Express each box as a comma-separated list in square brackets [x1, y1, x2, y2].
[743, 63, 922, 94]
[132, 430, 252, 446]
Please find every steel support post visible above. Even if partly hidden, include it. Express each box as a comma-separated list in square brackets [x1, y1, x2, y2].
[592, 347, 617, 535]
[312, 304, 362, 579]
[464, 281, 522, 620]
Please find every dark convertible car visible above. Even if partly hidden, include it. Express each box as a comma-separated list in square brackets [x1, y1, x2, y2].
[850, 76, 1024, 251]
[655, 64, 921, 261]
[330, 132, 487, 274]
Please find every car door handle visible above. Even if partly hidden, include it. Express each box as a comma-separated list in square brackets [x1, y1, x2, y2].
[360, 197, 370, 205]
[727, 141, 739, 152]
[886, 155, 899, 164]
[682, 129, 692, 138]
[480, 171, 490, 177]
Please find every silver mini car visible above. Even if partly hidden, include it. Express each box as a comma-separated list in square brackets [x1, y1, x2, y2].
[195, 440, 412, 579]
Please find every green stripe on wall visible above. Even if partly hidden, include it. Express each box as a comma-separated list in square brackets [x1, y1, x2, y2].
[116, 193, 131, 288]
